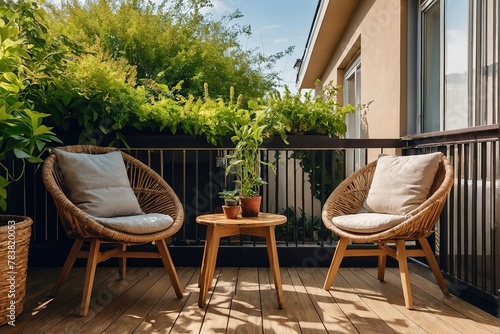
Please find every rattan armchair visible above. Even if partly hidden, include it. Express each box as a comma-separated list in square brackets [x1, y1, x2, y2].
[42, 145, 184, 316]
[322, 154, 454, 309]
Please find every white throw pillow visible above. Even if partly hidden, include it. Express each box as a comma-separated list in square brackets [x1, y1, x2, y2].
[54, 149, 143, 218]
[362, 152, 442, 215]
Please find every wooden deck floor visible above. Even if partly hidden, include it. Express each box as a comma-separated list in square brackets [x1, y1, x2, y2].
[3, 265, 499, 333]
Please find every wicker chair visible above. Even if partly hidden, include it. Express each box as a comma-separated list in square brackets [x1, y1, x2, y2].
[42, 145, 184, 316]
[322, 154, 454, 309]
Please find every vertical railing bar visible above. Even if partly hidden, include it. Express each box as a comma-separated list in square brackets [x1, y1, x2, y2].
[160, 149, 164, 180]
[491, 140, 497, 294]
[472, 143, 478, 286]
[195, 150, 200, 244]
[464, 143, 470, 283]
[285, 150, 289, 247]
[182, 149, 187, 242]
[302, 151, 308, 245]
[265, 150, 270, 213]
[208, 150, 213, 214]
[438, 145, 450, 271]
[448, 145, 455, 275]
[275, 150, 280, 216]
[480, 141, 487, 290]
[293, 151, 298, 247]
[457, 144, 463, 280]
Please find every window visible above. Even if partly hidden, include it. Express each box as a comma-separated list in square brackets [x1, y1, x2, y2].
[444, 0, 469, 129]
[418, 0, 499, 133]
[344, 56, 365, 175]
[421, 0, 441, 132]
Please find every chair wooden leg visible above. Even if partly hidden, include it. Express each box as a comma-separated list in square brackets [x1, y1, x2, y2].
[118, 244, 126, 280]
[396, 240, 413, 309]
[377, 242, 387, 282]
[324, 238, 348, 290]
[419, 237, 449, 294]
[156, 239, 183, 298]
[51, 239, 84, 297]
[80, 239, 100, 316]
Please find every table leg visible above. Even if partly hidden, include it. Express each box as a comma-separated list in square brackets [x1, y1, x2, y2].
[198, 225, 211, 288]
[264, 226, 285, 309]
[198, 225, 220, 307]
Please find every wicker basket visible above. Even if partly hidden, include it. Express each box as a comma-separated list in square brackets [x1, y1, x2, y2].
[0, 215, 32, 326]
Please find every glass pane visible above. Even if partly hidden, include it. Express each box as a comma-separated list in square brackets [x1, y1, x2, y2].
[422, 1, 441, 133]
[445, 0, 469, 130]
[345, 71, 357, 138]
[482, 0, 498, 125]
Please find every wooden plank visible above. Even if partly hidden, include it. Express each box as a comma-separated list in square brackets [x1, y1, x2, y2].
[169, 267, 222, 333]
[351, 268, 450, 334]
[23, 267, 59, 303]
[100, 267, 189, 333]
[75, 267, 164, 333]
[15, 267, 141, 334]
[20, 267, 86, 318]
[3, 266, 498, 333]
[43, 267, 154, 334]
[386, 267, 499, 333]
[311, 267, 394, 334]
[259, 267, 300, 333]
[133, 267, 196, 333]
[226, 267, 263, 334]
[200, 267, 238, 333]
[357, 268, 457, 334]
[295, 267, 356, 333]
[286, 267, 328, 334]
[405, 264, 499, 329]
[344, 268, 427, 334]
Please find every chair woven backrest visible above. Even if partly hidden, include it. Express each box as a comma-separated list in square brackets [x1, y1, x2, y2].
[322, 154, 454, 242]
[42, 145, 184, 243]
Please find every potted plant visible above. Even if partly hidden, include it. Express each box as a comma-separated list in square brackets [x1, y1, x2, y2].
[0, 2, 60, 325]
[225, 113, 275, 217]
[219, 188, 240, 219]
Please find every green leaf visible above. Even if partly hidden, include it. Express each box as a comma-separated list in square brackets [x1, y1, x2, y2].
[13, 148, 31, 159]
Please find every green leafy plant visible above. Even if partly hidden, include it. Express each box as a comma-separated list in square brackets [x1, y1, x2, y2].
[225, 111, 275, 197]
[277, 206, 326, 242]
[218, 188, 240, 206]
[0, 0, 61, 211]
[252, 83, 357, 143]
[180, 84, 250, 145]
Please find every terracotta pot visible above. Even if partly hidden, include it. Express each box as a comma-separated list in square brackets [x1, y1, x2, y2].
[240, 196, 261, 217]
[222, 205, 240, 219]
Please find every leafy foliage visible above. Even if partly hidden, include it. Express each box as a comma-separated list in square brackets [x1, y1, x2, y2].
[276, 206, 326, 242]
[0, 0, 61, 211]
[45, 0, 289, 100]
[253, 83, 357, 143]
[42, 44, 146, 146]
[218, 188, 239, 206]
[225, 111, 276, 197]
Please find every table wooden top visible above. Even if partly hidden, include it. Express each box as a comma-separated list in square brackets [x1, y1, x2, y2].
[196, 213, 287, 227]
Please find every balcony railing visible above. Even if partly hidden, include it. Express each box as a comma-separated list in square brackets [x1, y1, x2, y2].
[5, 124, 499, 316]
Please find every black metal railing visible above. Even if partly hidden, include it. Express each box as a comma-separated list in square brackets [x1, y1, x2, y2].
[404, 124, 499, 316]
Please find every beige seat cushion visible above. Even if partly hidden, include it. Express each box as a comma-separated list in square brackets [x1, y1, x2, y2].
[54, 149, 143, 218]
[332, 213, 407, 233]
[92, 213, 174, 234]
[362, 152, 442, 215]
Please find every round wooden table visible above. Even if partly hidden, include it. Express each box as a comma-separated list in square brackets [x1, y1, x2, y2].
[196, 213, 287, 308]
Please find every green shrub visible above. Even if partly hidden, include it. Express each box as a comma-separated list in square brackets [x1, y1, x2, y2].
[0, 0, 61, 211]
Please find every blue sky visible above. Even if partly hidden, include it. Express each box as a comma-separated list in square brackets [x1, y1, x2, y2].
[205, 0, 319, 93]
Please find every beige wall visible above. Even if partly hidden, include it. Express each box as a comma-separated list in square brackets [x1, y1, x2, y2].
[317, 0, 408, 145]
